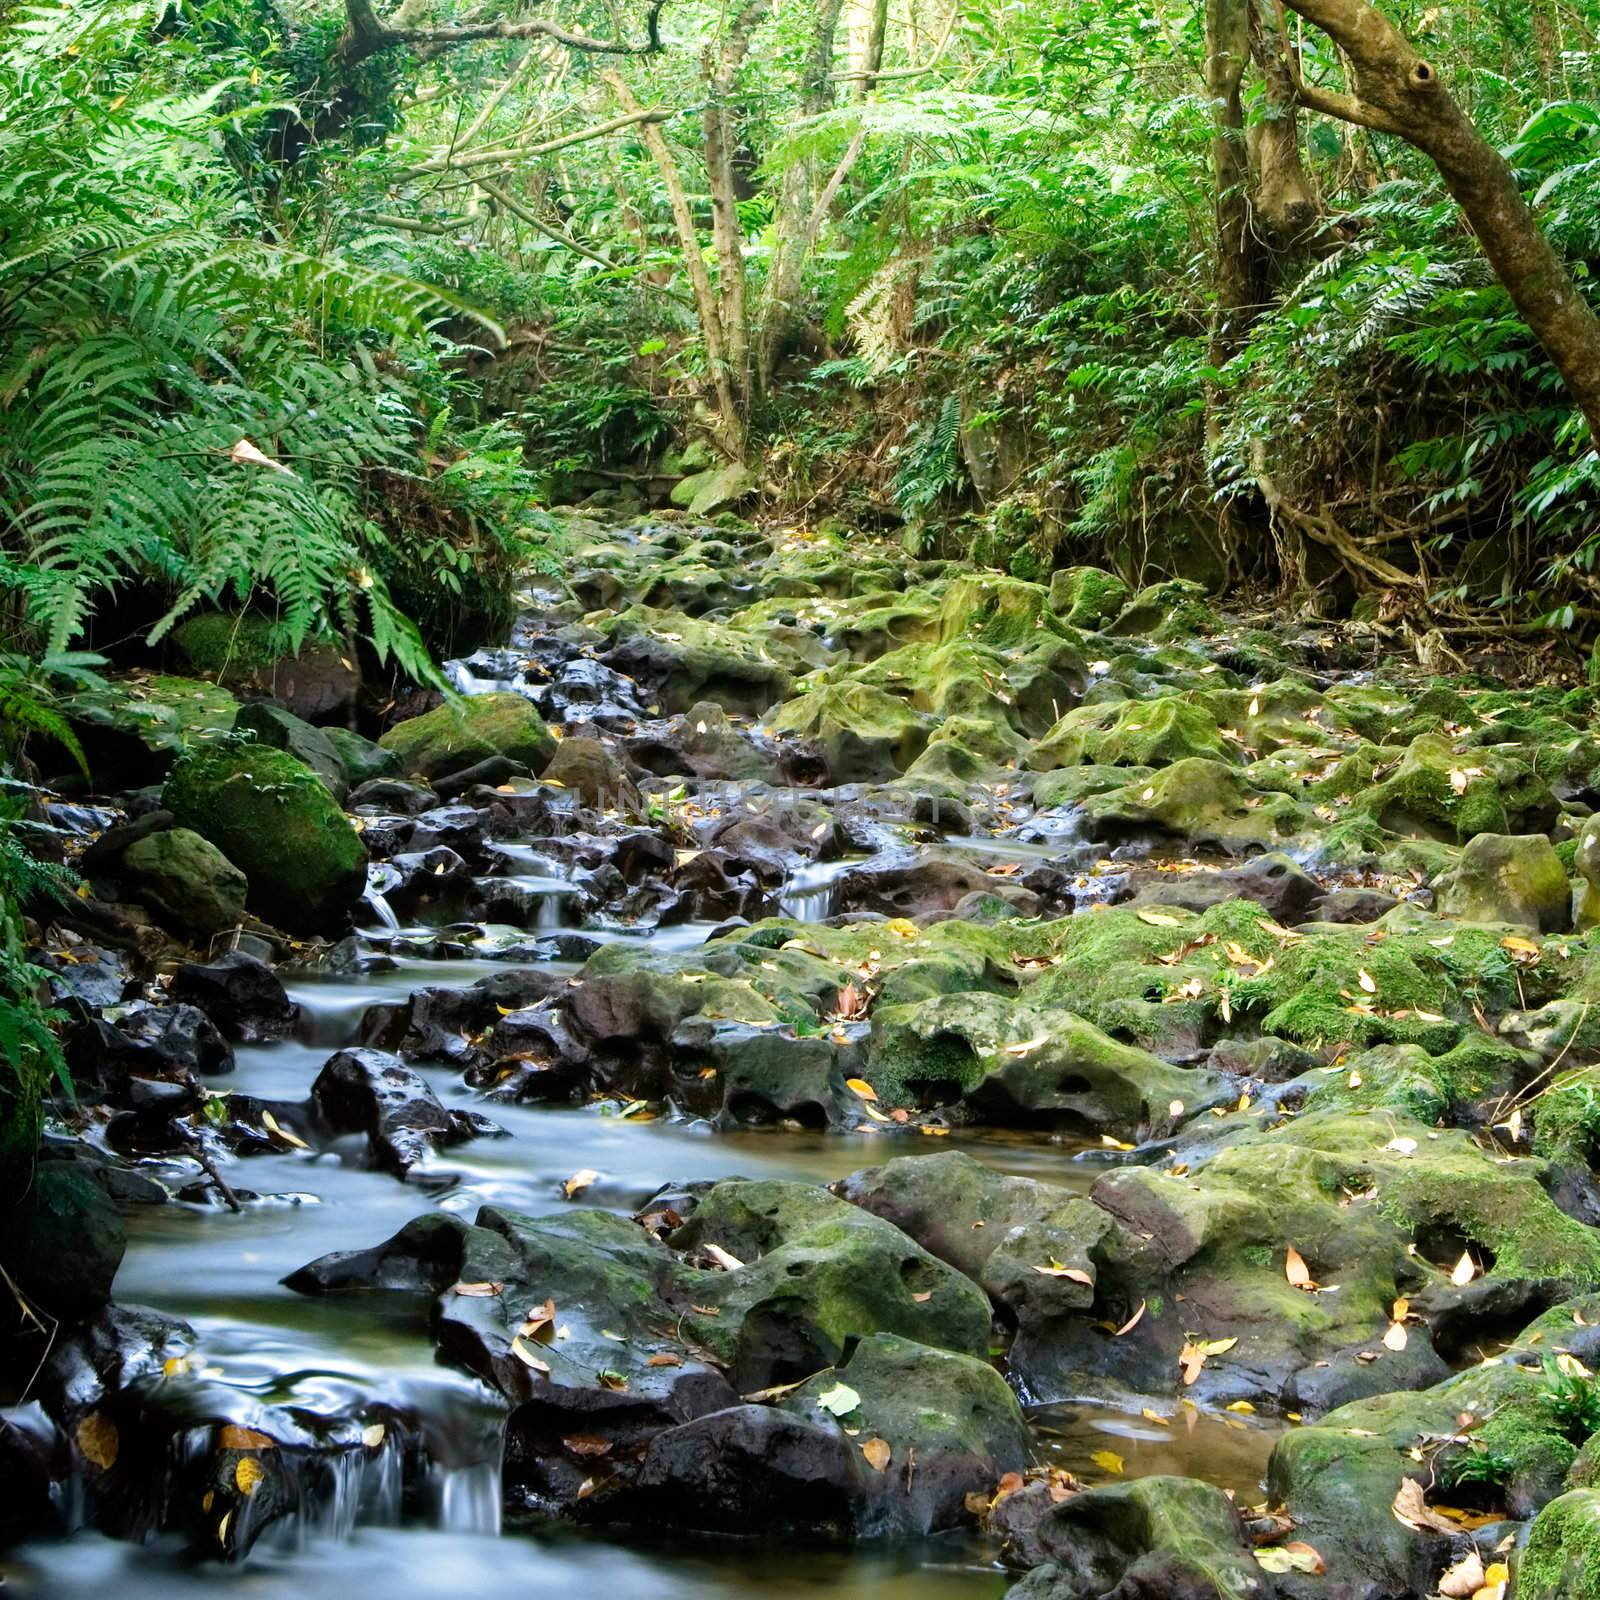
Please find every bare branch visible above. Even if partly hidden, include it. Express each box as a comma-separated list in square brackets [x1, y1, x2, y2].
[342, 0, 668, 65]
[395, 104, 672, 178]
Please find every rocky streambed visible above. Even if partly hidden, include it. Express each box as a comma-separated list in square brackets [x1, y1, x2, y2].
[8, 515, 1600, 1599]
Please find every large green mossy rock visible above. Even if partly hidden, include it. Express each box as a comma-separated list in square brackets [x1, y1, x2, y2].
[121, 826, 248, 936]
[163, 742, 368, 934]
[235, 701, 349, 799]
[671, 1179, 992, 1390]
[63, 673, 239, 784]
[1008, 1476, 1267, 1600]
[770, 681, 935, 782]
[777, 1332, 1031, 1537]
[1048, 565, 1130, 630]
[1356, 733, 1558, 843]
[171, 612, 359, 720]
[1520, 1490, 1600, 1600]
[1079, 756, 1312, 852]
[379, 692, 555, 781]
[1031, 695, 1231, 771]
[1434, 832, 1572, 931]
[1269, 1296, 1600, 1599]
[1575, 813, 1600, 929]
[865, 990, 1222, 1135]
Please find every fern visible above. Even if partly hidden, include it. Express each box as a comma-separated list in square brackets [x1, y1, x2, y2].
[0, 1, 495, 680]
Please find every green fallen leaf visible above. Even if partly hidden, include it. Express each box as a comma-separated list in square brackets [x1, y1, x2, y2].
[817, 1383, 860, 1417]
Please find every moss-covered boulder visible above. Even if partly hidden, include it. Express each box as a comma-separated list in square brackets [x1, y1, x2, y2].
[1521, 1489, 1600, 1600]
[1031, 695, 1232, 771]
[671, 1179, 993, 1390]
[776, 1332, 1032, 1537]
[120, 827, 248, 936]
[1105, 579, 1219, 640]
[379, 692, 555, 781]
[235, 701, 349, 799]
[905, 713, 1030, 786]
[1004, 1108, 1600, 1411]
[1269, 1296, 1600, 1599]
[1434, 832, 1572, 931]
[62, 673, 239, 785]
[769, 680, 935, 783]
[865, 990, 1224, 1134]
[1353, 733, 1558, 843]
[1048, 565, 1130, 630]
[1079, 757, 1311, 852]
[601, 605, 796, 713]
[1007, 1476, 1268, 1600]
[171, 612, 358, 720]
[1576, 813, 1600, 929]
[163, 742, 368, 934]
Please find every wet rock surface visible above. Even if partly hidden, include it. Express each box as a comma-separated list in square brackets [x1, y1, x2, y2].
[15, 513, 1600, 1597]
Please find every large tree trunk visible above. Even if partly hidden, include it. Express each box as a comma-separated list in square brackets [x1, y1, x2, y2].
[1246, 0, 1318, 246]
[702, 1, 772, 429]
[1205, 0, 1260, 374]
[754, 0, 849, 397]
[1279, 0, 1600, 449]
[604, 72, 745, 457]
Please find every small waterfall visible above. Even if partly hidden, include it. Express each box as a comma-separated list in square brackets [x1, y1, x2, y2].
[779, 860, 848, 922]
[363, 863, 403, 931]
[432, 1459, 502, 1535]
[363, 885, 401, 932]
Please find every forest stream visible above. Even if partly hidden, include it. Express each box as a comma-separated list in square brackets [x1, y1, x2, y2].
[9, 515, 1600, 1600]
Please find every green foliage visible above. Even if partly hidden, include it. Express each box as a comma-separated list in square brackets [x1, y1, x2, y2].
[1542, 1357, 1600, 1442]
[0, 0, 508, 679]
[0, 791, 74, 1169]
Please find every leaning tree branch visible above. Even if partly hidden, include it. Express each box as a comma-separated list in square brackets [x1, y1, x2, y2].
[395, 104, 672, 178]
[342, 0, 667, 65]
[1274, 0, 1600, 450]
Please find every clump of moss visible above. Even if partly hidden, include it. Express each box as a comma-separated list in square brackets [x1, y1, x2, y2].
[1517, 1490, 1600, 1600]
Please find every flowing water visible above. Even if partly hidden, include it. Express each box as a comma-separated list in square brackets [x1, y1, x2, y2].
[8, 940, 1215, 1595]
[4, 561, 1294, 1597]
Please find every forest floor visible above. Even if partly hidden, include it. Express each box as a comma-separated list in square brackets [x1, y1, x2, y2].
[9, 513, 1600, 1600]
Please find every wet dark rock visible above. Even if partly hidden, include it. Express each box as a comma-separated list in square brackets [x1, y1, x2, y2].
[672, 847, 774, 921]
[431, 755, 529, 800]
[311, 1048, 501, 1176]
[349, 777, 438, 814]
[171, 950, 300, 1041]
[671, 1017, 858, 1129]
[383, 847, 477, 920]
[1125, 852, 1322, 924]
[406, 806, 492, 860]
[1305, 885, 1401, 924]
[359, 969, 564, 1063]
[542, 735, 629, 806]
[66, 1002, 233, 1094]
[839, 849, 1041, 918]
[33, 940, 134, 1009]
[0, 1404, 73, 1541]
[0, 1163, 126, 1318]
[625, 1405, 857, 1536]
